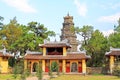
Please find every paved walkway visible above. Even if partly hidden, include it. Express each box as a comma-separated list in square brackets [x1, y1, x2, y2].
[26, 75, 50, 80]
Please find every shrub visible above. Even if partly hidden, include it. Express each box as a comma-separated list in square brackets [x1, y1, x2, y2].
[56, 63, 60, 75]
[20, 72, 26, 80]
[48, 64, 53, 78]
[113, 64, 120, 77]
[25, 69, 30, 77]
[36, 64, 43, 80]
[13, 64, 18, 79]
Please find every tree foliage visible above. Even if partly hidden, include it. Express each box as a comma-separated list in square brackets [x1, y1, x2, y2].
[114, 18, 120, 32]
[74, 25, 109, 67]
[0, 18, 55, 55]
[28, 21, 56, 39]
[108, 33, 120, 48]
[109, 18, 120, 48]
[0, 17, 23, 51]
[79, 29, 109, 67]
[74, 25, 93, 45]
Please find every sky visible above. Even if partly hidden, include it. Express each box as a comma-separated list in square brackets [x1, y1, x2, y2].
[0, 0, 120, 41]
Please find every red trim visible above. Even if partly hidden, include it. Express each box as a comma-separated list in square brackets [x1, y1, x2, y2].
[66, 67, 70, 73]
[78, 67, 82, 73]
[45, 66, 49, 72]
[59, 66, 62, 72]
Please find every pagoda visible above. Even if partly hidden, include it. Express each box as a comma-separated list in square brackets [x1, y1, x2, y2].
[60, 13, 78, 52]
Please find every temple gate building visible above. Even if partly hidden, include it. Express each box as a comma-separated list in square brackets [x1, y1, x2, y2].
[24, 41, 90, 73]
[105, 48, 120, 74]
[24, 14, 90, 74]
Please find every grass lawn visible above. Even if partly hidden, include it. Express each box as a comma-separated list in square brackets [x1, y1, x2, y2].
[0, 74, 20, 80]
[50, 74, 120, 80]
[0, 74, 120, 80]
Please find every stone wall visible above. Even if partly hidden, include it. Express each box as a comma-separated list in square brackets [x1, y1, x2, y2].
[87, 67, 103, 74]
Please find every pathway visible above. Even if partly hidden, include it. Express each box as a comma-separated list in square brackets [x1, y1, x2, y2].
[26, 75, 50, 80]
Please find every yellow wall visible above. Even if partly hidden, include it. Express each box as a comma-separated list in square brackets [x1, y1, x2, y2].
[63, 47, 67, 56]
[43, 47, 46, 56]
[82, 59, 86, 74]
[0, 57, 8, 73]
[110, 56, 114, 74]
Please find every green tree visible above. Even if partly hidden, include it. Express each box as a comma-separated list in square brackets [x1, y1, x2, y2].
[84, 30, 109, 67]
[74, 25, 93, 45]
[0, 17, 23, 51]
[0, 19, 56, 55]
[108, 33, 120, 48]
[109, 18, 120, 48]
[114, 18, 120, 32]
[28, 21, 56, 39]
[11, 21, 56, 54]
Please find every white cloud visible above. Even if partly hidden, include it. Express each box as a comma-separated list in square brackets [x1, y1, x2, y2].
[74, 0, 87, 17]
[98, 13, 120, 23]
[2, 0, 37, 13]
[100, 2, 120, 10]
[102, 29, 114, 37]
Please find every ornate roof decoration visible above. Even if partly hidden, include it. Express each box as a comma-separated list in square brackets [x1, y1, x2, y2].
[0, 49, 13, 57]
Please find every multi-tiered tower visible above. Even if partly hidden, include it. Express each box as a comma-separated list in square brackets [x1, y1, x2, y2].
[60, 13, 78, 52]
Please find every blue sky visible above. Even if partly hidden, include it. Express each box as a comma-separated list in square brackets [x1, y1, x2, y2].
[0, 0, 120, 41]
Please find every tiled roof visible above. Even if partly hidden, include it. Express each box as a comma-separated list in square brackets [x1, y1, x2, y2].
[39, 42, 71, 48]
[24, 53, 90, 60]
[24, 54, 42, 59]
[105, 48, 120, 56]
[106, 51, 120, 56]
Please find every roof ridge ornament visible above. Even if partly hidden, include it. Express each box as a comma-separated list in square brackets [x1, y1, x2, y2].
[3, 47, 6, 55]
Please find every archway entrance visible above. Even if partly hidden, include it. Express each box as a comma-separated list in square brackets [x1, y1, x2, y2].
[32, 62, 38, 72]
[71, 62, 78, 72]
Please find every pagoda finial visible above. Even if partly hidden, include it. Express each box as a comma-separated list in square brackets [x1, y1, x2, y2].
[67, 12, 69, 16]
